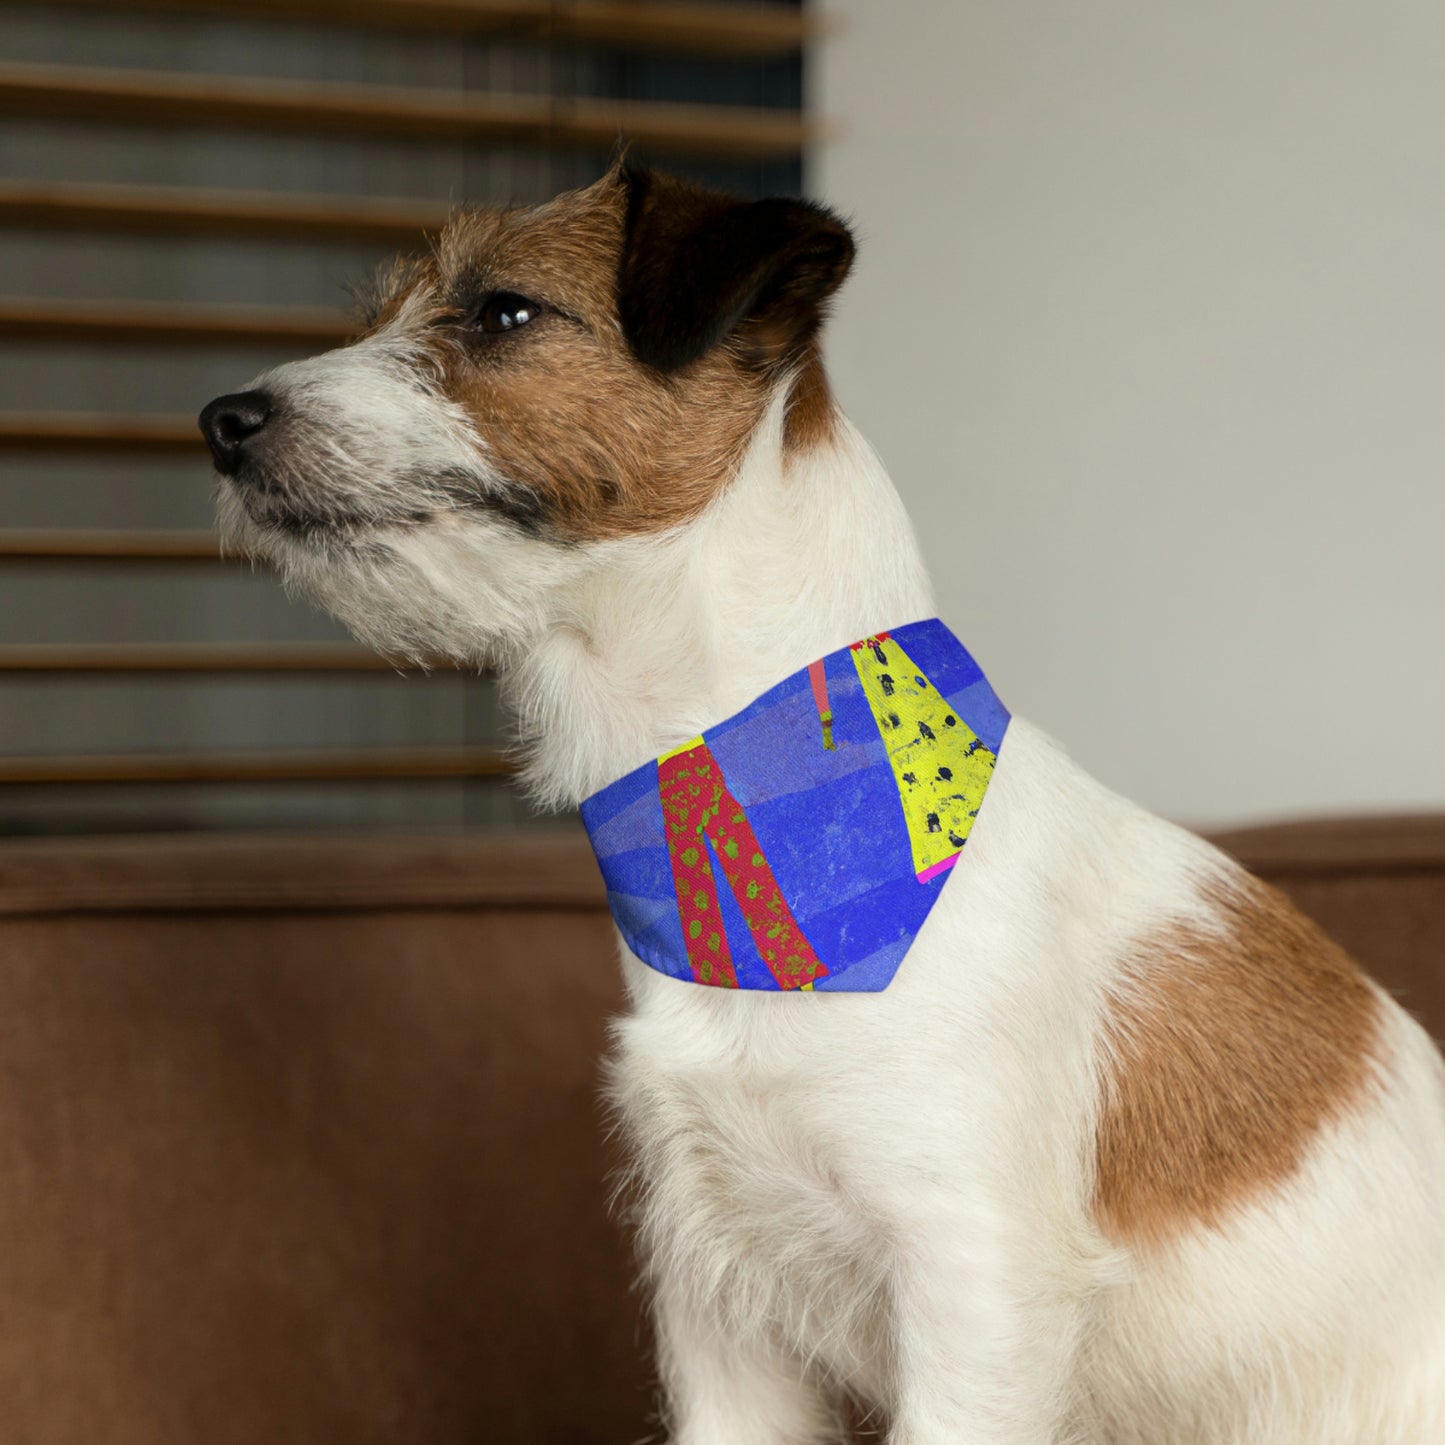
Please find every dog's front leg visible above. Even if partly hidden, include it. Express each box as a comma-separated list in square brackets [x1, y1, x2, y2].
[654, 1274, 840, 1445]
[885, 1213, 1088, 1445]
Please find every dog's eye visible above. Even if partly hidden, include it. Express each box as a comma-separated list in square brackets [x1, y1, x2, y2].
[473, 292, 542, 335]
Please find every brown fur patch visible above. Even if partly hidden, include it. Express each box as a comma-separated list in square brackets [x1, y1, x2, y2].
[364, 171, 844, 541]
[1094, 873, 1382, 1247]
[783, 342, 840, 453]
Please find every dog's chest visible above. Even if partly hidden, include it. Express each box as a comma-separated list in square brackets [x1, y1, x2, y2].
[612, 992, 893, 1388]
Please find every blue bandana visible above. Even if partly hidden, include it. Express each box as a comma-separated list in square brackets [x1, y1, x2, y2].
[579, 619, 1009, 992]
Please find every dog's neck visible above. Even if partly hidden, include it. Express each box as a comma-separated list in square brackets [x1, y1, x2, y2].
[507, 391, 937, 809]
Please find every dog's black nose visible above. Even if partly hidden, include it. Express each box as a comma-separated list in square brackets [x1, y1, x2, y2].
[199, 390, 273, 475]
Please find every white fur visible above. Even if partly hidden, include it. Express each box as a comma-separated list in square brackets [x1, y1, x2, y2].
[222, 353, 1445, 1443]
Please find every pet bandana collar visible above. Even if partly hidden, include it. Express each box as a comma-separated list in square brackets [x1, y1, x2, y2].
[580, 619, 1010, 993]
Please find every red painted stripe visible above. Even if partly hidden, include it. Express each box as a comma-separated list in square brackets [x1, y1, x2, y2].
[807, 656, 829, 715]
[807, 657, 835, 750]
[658, 744, 738, 987]
[705, 792, 827, 990]
[657, 738, 827, 990]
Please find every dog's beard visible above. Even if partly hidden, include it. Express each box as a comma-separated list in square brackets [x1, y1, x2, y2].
[215, 463, 578, 669]
[215, 443, 506, 542]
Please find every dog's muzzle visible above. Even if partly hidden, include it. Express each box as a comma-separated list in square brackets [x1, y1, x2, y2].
[199, 390, 274, 476]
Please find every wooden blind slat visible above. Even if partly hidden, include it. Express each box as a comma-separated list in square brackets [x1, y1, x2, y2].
[0, 746, 513, 784]
[0, 180, 449, 245]
[0, 412, 201, 452]
[21, 0, 815, 58]
[0, 62, 818, 161]
[0, 530, 227, 561]
[0, 643, 420, 672]
[557, 0, 814, 56]
[0, 298, 353, 348]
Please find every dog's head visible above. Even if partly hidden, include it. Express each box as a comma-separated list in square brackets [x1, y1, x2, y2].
[199, 166, 854, 662]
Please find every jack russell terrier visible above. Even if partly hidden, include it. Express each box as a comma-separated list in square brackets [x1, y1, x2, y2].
[200, 164, 1445, 1444]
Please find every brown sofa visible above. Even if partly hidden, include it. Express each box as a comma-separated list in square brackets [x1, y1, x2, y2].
[0, 818, 1439, 1443]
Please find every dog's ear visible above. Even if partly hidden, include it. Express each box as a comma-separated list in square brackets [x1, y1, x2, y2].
[618, 167, 855, 375]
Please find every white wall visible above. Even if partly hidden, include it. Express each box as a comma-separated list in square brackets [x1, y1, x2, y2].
[813, 1, 1445, 827]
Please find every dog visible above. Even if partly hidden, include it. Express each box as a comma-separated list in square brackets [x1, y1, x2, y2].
[200, 164, 1445, 1443]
